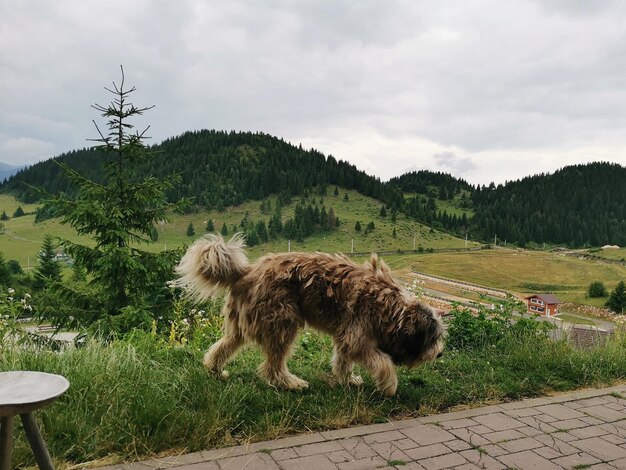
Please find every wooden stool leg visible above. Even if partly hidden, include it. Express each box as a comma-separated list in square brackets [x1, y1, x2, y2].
[0, 416, 14, 470]
[20, 413, 55, 470]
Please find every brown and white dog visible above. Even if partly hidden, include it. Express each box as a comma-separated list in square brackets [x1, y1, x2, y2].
[175, 234, 446, 396]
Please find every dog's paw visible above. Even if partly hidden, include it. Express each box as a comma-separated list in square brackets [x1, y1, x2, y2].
[349, 374, 364, 386]
[283, 374, 309, 390]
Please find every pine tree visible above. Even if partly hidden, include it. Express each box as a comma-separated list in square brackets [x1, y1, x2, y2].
[344, 193, 349, 201]
[380, 206, 387, 217]
[354, 221, 362, 232]
[13, 206, 25, 217]
[333, 186, 339, 196]
[221, 223, 228, 236]
[206, 219, 215, 232]
[606, 281, 626, 314]
[44, 67, 189, 330]
[0, 211, 8, 221]
[392, 226, 397, 238]
[186, 222, 195, 236]
[34, 234, 62, 290]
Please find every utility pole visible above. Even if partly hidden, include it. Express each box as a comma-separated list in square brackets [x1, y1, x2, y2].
[413, 234, 416, 250]
[494, 234, 497, 246]
[465, 233, 468, 248]
[288, 240, 291, 252]
[351, 238, 354, 253]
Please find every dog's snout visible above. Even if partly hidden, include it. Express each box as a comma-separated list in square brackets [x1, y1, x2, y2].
[436, 352, 443, 359]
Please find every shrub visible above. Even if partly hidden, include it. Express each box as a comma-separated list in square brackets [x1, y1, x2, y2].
[587, 281, 608, 298]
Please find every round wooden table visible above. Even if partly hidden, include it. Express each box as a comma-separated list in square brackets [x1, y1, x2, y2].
[0, 371, 69, 470]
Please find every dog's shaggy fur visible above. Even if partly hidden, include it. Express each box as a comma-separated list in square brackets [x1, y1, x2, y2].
[175, 234, 446, 396]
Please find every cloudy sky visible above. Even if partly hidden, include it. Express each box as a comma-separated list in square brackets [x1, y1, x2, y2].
[1, 0, 625, 185]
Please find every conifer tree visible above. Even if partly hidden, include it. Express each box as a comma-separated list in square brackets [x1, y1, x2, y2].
[0, 211, 8, 221]
[44, 67, 189, 330]
[355, 221, 361, 232]
[186, 222, 195, 237]
[13, 206, 25, 217]
[206, 219, 215, 232]
[606, 281, 626, 314]
[221, 223, 228, 236]
[34, 234, 62, 290]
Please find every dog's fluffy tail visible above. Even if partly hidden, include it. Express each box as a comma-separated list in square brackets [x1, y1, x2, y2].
[174, 233, 249, 301]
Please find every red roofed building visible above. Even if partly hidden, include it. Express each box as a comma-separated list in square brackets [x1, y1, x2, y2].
[525, 294, 561, 316]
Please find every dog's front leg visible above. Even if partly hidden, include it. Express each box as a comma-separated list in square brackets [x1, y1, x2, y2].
[331, 344, 363, 386]
[360, 349, 398, 396]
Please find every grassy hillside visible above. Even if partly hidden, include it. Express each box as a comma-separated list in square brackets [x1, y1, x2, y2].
[0, 190, 476, 269]
[385, 248, 626, 306]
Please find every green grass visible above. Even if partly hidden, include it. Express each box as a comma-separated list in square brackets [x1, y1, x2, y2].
[557, 313, 596, 326]
[3, 330, 626, 468]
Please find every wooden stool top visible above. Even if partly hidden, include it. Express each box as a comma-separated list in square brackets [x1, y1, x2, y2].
[0, 371, 69, 417]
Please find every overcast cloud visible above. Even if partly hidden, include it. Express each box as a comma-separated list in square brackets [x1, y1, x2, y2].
[1, 0, 625, 185]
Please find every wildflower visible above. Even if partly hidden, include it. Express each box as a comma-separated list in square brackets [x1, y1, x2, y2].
[7, 288, 15, 294]
[25, 293, 31, 299]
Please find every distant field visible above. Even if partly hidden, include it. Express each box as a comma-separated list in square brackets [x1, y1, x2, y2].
[593, 247, 626, 261]
[383, 248, 626, 306]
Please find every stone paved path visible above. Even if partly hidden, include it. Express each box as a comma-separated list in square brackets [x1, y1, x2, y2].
[99, 384, 626, 470]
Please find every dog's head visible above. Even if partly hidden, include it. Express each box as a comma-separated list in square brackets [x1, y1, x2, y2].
[384, 300, 447, 367]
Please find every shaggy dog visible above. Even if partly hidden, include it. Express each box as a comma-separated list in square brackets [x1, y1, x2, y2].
[175, 234, 446, 396]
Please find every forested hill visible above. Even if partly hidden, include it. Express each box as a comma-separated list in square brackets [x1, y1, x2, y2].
[471, 162, 626, 247]
[1, 130, 391, 208]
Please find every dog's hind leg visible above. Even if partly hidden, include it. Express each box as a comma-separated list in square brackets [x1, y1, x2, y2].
[358, 349, 398, 396]
[203, 317, 243, 379]
[331, 343, 363, 386]
[257, 308, 308, 390]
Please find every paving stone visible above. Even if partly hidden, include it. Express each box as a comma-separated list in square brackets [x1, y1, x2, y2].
[459, 449, 506, 469]
[453, 464, 483, 470]
[482, 429, 525, 443]
[497, 450, 562, 470]
[401, 424, 456, 445]
[339, 438, 378, 459]
[551, 431, 579, 442]
[481, 444, 508, 457]
[581, 416, 605, 425]
[176, 462, 220, 470]
[569, 424, 610, 439]
[448, 427, 490, 446]
[588, 464, 620, 469]
[610, 458, 626, 468]
[417, 452, 468, 470]
[218, 452, 279, 470]
[606, 402, 626, 411]
[571, 436, 626, 460]
[576, 397, 612, 407]
[149, 452, 209, 468]
[403, 443, 451, 460]
[467, 425, 496, 435]
[498, 437, 543, 453]
[550, 418, 590, 430]
[362, 430, 406, 444]
[271, 448, 298, 461]
[440, 418, 479, 430]
[395, 463, 425, 470]
[603, 433, 626, 445]
[534, 433, 579, 455]
[279, 454, 337, 470]
[534, 413, 558, 423]
[369, 442, 410, 462]
[581, 405, 626, 422]
[336, 455, 386, 470]
[446, 439, 473, 451]
[325, 450, 354, 464]
[390, 438, 419, 450]
[472, 413, 524, 431]
[551, 452, 601, 468]
[502, 408, 542, 418]
[294, 441, 344, 457]
[535, 404, 586, 420]
[533, 446, 563, 460]
[517, 416, 558, 433]
[517, 425, 543, 437]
